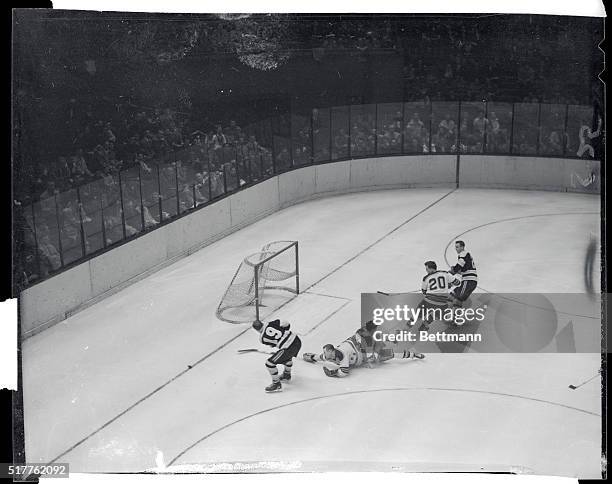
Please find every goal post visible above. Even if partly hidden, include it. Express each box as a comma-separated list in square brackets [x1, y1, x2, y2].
[216, 240, 299, 323]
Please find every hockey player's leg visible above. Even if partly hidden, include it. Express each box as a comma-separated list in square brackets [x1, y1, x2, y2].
[279, 338, 300, 382]
[398, 349, 426, 359]
[376, 347, 395, 362]
[265, 358, 282, 392]
[280, 359, 293, 381]
[368, 348, 425, 365]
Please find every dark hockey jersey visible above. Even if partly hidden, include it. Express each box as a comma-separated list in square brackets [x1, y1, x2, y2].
[451, 250, 478, 281]
[259, 319, 297, 349]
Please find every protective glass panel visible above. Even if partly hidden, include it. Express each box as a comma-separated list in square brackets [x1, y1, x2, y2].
[273, 136, 292, 173]
[349, 104, 376, 157]
[208, 164, 226, 200]
[222, 152, 240, 194]
[376, 103, 402, 155]
[261, 150, 274, 178]
[274, 113, 292, 138]
[291, 113, 312, 167]
[79, 179, 105, 254]
[56, 188, 84, 266]
[101, 173, 125, 246]
[403, 102, 430, 154]
[245, 137, 270, 182]
[158, 162, 179, 221]
[16, 205, 40, 284]
[460, 102, 486, 153]
[512, 103, 539, 155]
[236, 145, 254, 184]
[313, 108, 331, 162]
[32, 196, 62, 274]
[139, 164, 162, 229]
[120, 166, 144, 235]
[331, 106, 349, 160]
[484, 103, 512, 154]
[431, 102, 459, 153]
[538, 104, 566, 156]
[178, 181, 197, 214]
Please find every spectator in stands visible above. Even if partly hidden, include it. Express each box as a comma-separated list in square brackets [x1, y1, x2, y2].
[212, 126, 227, 150]
[514, 132, 537, 155]
[138, 202, 159, 228]
[486, 112, 505, 152]
[224, 120, 241, 144]
[168, 126, 184, 151]
[39, 182, 60, 217]
[160, 108, 175, 130]
[209, 170, 225, 198]
[104, 215, 138, 245]
[70, 149, 94, 181]
[405, 112, 426, 152]
[135, 152, 153, 174]
[193, 172, 209, 205]
[437, 114, 456, 152]
[103, 122, 117, 144]
[276, 147, 291, 170]
[38, 233, 62, 273]
[54, 156, 74, 188]
[334, 128, 349, 155]
[179, 183, 195, 211]
[60, 221, 84, 255]
[473, 111, 489, 138]
[245, 135, 263, 161]
[543, 130, 563, 154]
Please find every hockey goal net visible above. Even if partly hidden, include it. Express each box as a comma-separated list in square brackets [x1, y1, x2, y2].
[216, 240, 299, 323]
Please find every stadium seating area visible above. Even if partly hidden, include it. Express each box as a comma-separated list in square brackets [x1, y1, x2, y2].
[12, 14, 604, 290]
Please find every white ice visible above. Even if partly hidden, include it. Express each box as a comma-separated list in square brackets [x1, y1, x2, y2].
[22, 188, 602, 478]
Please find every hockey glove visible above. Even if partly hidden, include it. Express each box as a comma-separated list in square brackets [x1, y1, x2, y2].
[323, 366, 339, 377]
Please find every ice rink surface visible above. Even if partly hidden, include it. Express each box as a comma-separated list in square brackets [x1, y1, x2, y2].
[22, 188, 602, 477]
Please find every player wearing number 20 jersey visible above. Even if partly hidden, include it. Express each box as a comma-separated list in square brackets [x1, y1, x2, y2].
[421, 262, 462, 307]
[410, 261, 461, 330]
[252, 319, 302, 393]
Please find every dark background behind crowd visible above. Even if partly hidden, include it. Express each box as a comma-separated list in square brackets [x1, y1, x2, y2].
[12, 12, 604, 289]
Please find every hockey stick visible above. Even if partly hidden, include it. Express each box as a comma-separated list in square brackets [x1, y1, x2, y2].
[237, 348, 273, 355]
[377, 288, 422, 296]
[568, 370, 601, 389]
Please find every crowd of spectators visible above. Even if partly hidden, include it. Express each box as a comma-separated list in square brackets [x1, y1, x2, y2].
[18, 97, 601, 287]
[17, 100, 275, 284]
[302, 104, 601, 160]
[28, 103, 272, 202]
[309, 18, 596, 106]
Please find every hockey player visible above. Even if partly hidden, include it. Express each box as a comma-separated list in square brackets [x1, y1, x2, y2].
[251, 318, 302, 393]
[449, 241, 478, 307]
[303, 325, 424, 378]
[408, 260, 462, 331]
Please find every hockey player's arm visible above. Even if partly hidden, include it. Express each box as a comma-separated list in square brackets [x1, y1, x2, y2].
[421, 278, 428, 295]
[325, 365, 349, 377]
[336, 352, 350, 377]
[323, 352, 350, 378]
[450, 273, 462, 286]
[450, 256, 465, 274]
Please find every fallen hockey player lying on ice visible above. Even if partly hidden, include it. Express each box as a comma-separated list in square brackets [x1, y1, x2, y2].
[302, 322, 424, 378]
